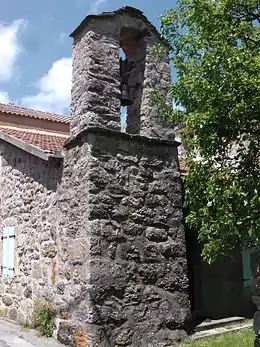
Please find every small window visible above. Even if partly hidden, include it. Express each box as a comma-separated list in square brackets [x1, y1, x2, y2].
[242, 245, 260, 288]
[2, 226, 15, 276]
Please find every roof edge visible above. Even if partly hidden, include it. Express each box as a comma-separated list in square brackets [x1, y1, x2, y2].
[70, 6, 171, 49]
[0, 131, 64, 161]
[0, 102, 71, 124]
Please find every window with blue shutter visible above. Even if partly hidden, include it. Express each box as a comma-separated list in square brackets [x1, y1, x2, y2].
[242, 245, 260, 287]
[2, 226, 15, 276]
[242, 247, 253, 287]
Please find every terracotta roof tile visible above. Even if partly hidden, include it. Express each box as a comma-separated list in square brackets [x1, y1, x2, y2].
[0, 103, 71, 124]
[0, 128, 67, 152]
[179, 157, 189, 176]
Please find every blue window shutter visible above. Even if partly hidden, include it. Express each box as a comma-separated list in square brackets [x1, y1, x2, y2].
[242, 245, 260, 287]
[2, 227, 15, 276]
[8, 227, 15, 276]
[2, 227, 9, 276]
[242, 247, 252, 287]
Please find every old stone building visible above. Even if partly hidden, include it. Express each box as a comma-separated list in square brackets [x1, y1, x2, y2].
[0, 6, 190, 347]
[0, 102, 69, 323]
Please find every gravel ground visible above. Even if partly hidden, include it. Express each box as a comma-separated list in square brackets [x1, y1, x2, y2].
[0, 319, 63, 347]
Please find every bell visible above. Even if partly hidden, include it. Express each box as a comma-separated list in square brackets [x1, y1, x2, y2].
[120, 83, 133, 107]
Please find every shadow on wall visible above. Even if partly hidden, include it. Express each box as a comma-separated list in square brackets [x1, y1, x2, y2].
[0, 140, 63, 191]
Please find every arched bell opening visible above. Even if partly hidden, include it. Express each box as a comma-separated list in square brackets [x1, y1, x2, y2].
[119, 27, 147, 135]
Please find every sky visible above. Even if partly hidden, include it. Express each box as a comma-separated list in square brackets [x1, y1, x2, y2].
[0, 0, 177, 116]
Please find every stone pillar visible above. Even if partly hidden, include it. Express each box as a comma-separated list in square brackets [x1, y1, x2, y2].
[140, 41, 175, 140]
[70, 26, 121, 138]
[55, 129, 190, 347]
[125, 36, 146, 134]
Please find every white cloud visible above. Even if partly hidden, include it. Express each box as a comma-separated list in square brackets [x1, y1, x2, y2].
[76, 0, 108, 13]
[0, 91, 10, 103]
[59, 32, 68, 44]
[0, 19, 27, 82]
[21, 57, 72, 114]
[89, 0, 108, 13]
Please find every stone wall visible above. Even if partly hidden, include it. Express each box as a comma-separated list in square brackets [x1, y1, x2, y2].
[54, 128, 190, 347]
[0, 129, 190, 346]
[0, 140, 62, 324]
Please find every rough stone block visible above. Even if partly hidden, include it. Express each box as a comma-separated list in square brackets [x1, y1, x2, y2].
[67, 238, 89, 265]
[146, 227, 168, 242]
[2, 295, 13, 307]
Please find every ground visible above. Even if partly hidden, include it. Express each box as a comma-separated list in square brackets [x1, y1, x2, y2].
[183, 329, 253, 347]
[0, 319, 63, 347]
[0, 318, 253, 347]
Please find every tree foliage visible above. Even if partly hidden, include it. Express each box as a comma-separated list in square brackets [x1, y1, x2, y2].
[159, 0, 260, 262]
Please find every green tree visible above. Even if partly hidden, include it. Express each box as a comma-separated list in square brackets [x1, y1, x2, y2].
[158, 0, 260, 262]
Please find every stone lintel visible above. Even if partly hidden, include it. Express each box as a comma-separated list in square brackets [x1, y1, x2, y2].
[0, 131, 64, 161]
[64, 126, 181, 150]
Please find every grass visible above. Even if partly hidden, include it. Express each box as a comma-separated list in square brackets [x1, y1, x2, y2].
[182, 329, 254, 347]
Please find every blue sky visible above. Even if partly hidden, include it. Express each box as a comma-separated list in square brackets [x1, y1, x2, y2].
[0, 0, 177, 115]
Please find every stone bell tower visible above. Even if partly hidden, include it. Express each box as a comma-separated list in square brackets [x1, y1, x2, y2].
[55, 7, 190, 347]
[69, 6, 174, 139]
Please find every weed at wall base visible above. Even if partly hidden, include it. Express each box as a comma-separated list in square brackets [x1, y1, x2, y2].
[33, 299, 53, 337]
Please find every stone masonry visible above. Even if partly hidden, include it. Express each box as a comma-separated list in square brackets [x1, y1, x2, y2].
[0, 6, 190, 347]
[54, 129, 190, 346]
[0, 129, 190, 346]
[0, 140, 62, 324]
[140, 46, 174, 140]
[70, 18, 122, 137]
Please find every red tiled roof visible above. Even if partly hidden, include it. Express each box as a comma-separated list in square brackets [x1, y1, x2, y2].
[0, 103, 71, 124]
[0, 128, 67, 152]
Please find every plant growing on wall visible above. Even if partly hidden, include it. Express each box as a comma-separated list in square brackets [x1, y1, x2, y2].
[34, 299, 53, 337]
[157, 0, 260, 263]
